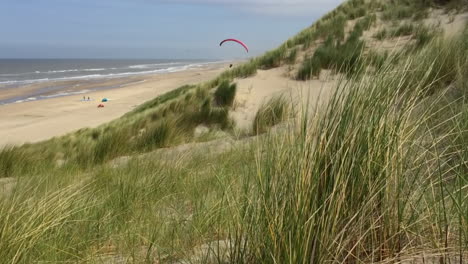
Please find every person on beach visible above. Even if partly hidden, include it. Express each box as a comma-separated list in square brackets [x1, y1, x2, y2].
[88, 97, 90, 101]
[83, 96, 86, 101]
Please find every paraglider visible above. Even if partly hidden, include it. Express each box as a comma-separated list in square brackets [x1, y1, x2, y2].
[219, 39, 249, 53]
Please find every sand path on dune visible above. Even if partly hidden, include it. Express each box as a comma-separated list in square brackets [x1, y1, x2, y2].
[0, 65, 227, 146]
[231, 67, 337, 131]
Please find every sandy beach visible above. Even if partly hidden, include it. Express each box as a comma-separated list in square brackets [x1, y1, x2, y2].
[0, 63, 228, 146]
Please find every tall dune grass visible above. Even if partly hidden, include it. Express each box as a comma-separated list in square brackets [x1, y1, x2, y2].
[0, 3, 466, 264]
[252, 95, 292, 135]
[0, 77, 239, 171]
[297, 18, 367, 80]
[214, 80, 237, 107]
[0, 144, 258, 263]
[230, 31, 468, 264]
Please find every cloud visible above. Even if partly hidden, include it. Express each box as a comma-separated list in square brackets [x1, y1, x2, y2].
[154, 0, 344, 16]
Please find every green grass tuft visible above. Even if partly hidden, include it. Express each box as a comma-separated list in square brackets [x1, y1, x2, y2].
[392, 23, 415, 36]
[382, 5, 414, 21]
[128, 84, 195, 115]
[253, 95, 291, 134]
[214, 80, 237, 107]
[413, 25, 437, 48]
[0, 147, 26, 178]
[297, 21, 366, 80]
[373, 28, 388, 40]
[136, 118, 180, 151]
[286, 47, 298, 64]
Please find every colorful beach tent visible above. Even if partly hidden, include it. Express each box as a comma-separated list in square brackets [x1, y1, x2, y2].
[101, 98, 108, 102]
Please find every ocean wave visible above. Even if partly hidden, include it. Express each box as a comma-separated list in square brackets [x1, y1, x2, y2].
[0, 68, 109, 77]
[0, 72, 32, 77]
[0, 62, 215, 86]
[0, 78, 52, 85]
[44, 68, 107, 73]
[11, 90, 93, 104]
[128, 62, 187, 69]
[14, 97, 37, 104]
[40, 89, 91, 99]
[0, 75, 101, 85]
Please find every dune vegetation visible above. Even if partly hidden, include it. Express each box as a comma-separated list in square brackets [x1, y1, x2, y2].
[0, 0, 467, 263]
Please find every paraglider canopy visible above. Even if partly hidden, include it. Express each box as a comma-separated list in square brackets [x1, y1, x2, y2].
[219, 39, 249, 53]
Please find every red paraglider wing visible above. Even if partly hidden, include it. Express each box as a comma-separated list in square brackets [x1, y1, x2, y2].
[219, 39, 249, 53]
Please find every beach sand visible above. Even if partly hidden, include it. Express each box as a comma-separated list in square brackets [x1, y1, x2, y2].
[0, 61, 337, 146]
[0, 64, 228, 146]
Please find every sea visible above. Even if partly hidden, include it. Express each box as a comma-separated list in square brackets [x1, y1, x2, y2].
[0, 59, 218, 105]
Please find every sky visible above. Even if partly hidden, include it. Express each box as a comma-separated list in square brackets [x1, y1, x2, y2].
[0, 0, 343, 59]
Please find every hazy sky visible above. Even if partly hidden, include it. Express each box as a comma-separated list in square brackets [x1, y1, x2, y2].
[0, 0, 343, 59]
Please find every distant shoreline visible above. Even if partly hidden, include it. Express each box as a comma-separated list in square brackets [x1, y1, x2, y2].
[0, 60, 229, 106]
[0, 62, 229, 146]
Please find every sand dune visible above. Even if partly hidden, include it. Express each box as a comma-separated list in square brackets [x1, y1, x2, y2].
[231, 67, 337, 130]
[0, 62, 339, 146]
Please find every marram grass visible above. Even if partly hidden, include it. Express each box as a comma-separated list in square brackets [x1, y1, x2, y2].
[0, 4, 466, 264]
